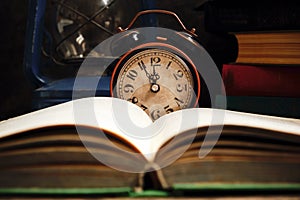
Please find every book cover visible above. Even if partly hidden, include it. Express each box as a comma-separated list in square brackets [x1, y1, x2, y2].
[222, 64, 300, 97]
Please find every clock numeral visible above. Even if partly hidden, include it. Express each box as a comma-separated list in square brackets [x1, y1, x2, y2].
[176, 83, 187, 92]
[166, 61, 172, 69]
[123, 84, 134, 93]
[173, 70, 184, 80]
[150, 109, 161, 120]
[175, 97, 184, 107]
[164, 105, 174, 114]
[128, 97, 138, 104]
[141, 104, 148, 111]
[150, 57, 161, 67]
[126, 69, 138, 81]
[127, 97, 147, 111]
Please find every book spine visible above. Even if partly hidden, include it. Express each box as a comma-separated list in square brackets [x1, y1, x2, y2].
[222, 64, 300, 97]
[215, 95, 300, 118]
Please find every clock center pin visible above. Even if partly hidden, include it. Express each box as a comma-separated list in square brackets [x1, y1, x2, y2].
[151, 83, 160, 93]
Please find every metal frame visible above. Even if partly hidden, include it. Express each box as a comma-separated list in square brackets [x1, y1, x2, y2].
[24, 0, 48, 87]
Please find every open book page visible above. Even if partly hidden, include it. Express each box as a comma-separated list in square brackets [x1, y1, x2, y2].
[0, 125, 147, 190]
[0, 97, 156, 159]
[0, 97, 151, 136]
[1, 97, 300, 163]
[148, 107, 300, 159]
[154, 124, 300, 190]
[1, 97, 300, 192]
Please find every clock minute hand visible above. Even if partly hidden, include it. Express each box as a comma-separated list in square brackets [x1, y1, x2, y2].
[138, 60, 160, 83]
[138, 60, 152, 83]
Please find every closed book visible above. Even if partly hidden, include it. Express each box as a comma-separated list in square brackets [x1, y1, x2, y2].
[235, 32, 300, 65]
[222, 64, 300, 97]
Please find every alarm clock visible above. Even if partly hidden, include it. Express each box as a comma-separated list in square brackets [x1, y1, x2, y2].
[26, 3, 229, 118]
[71, 9, 225, 120]
[95, 10, 217, 120]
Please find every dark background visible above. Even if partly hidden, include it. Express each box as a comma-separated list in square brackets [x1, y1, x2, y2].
[0, 0, 233, 121]
[0, 0, 298, 121]
[0, 0, 33, 120]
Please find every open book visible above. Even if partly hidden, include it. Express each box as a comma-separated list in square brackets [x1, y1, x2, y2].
[0, 97, 300, 196]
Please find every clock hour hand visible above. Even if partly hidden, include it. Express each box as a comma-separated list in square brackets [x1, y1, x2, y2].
[149, 73, 160, 83]
[150, 64, 160, 83]
[150, 65, 160, 93]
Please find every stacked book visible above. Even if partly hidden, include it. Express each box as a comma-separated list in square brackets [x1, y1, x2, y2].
[216, 32, 300, 118]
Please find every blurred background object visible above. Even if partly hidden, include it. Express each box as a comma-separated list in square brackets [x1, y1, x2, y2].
[0, 0, 239, 120]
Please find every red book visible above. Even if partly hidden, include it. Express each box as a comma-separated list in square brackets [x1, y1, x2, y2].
[222, 64, 300, 97]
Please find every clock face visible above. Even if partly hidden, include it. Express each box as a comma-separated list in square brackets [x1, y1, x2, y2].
[111, 48, 200, 120]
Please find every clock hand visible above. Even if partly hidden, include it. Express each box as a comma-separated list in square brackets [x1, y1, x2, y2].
[150, 66, 160, 93]
[144, 66, 160, 92]
[151, 65, 160, 82]
[137, 59, 160, 84]
[150, 73, 160, 82]
[138, 60, 152, 83]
